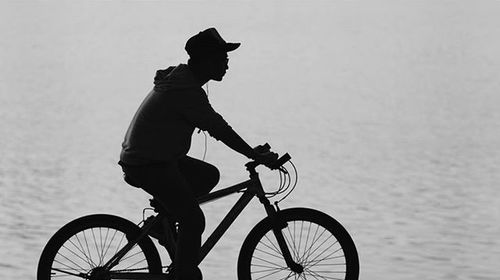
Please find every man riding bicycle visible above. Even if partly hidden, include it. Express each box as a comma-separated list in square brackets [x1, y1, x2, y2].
[118, 28, 276, 280]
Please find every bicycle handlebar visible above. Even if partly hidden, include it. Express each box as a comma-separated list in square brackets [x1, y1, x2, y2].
[247, 143, 292, 171]
[269, 153, 291, 170]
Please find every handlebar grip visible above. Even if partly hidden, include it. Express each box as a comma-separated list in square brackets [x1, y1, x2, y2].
[270, 153, 291, 170]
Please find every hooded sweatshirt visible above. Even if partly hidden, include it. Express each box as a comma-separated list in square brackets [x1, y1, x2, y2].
[120, 64, 254, 165]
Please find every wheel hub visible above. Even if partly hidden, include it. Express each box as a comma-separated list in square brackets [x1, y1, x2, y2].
[289, 262, 304, 274]
[88, 267, 110, 280]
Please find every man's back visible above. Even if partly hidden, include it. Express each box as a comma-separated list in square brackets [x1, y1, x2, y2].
[120, 64, 230, 164]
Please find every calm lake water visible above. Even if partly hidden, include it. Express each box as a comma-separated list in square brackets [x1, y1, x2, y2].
[1, 1, 500, 279]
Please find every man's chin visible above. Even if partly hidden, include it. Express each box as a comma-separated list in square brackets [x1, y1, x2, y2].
[212, 75, 224, 82]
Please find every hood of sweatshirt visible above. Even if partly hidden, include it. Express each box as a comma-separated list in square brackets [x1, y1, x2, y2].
[153, 64, 200, 92]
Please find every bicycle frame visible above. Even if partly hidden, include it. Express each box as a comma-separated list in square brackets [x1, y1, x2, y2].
[197, 176, 267, 262]
[104, 164, 300, 279]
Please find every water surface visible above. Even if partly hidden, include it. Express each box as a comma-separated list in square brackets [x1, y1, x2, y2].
[1, 1, 500, 279]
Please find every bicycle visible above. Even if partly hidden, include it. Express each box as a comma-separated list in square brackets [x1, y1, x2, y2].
[37, 144, 359, 280]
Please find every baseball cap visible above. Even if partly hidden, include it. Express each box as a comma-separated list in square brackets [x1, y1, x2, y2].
[185, 28, 240, 58]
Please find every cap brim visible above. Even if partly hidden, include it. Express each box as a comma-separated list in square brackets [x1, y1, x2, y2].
[225, 42, 240, 52]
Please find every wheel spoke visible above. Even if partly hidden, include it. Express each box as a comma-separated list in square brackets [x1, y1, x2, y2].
[253, 266, 290, 280]
[301, 223, 322, 263]
[113, 233, 127, 258]
[82, 230, 95, 268]
[110, 265, 151, 273]
[102, 229, 119, 263]
[74, 232, 97, 268]
[296, 221, 305, 262]
[91, 228, 102, 265]
[55, 251, 88, 272]
[252, 255, 287, 269]
[66, 238, 94, 268]
[301, 228, 330, 263]
[57, 243, 92, 271]
[99, 227, 105, 264]
[251, 266, 288, 274]
[301, 222, 312, 263]
[279, 271, 295, 280]
[122, 256, 149, 271]
[286, 224, 300, 260]
[255, 246, 284, 260]
[304, 246, 343, 268]
[304, 267, 345, 280]
[51, 267, 87, 278]
[52, 258, 86, 276]
[120, 246, 146, 264]
[304, 229, 330, 260]
[262, 233, 283, 256]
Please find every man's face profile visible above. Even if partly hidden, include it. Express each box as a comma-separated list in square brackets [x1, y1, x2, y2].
[207, 53, 229, 81]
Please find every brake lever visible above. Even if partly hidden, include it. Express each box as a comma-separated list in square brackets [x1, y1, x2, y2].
[278, 166, 288, 174]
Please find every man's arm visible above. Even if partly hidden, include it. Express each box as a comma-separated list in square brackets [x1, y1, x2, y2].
[177, 89, 257, 159]
[216, 127, 257, 159]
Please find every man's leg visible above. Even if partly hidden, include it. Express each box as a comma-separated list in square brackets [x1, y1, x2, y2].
[178, 156, 220, 197]
[122, 163, 204, 280]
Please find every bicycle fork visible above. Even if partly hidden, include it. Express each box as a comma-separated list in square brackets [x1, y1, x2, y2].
[264, 202, 304, 274]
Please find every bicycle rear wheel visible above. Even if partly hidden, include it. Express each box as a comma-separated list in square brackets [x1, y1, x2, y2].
[238, 208, 359, 280]
[37, 214, 162, 280]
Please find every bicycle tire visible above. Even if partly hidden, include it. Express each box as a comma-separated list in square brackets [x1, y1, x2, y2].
[37, 214, 162, 280]
[238, 208, 359, 280]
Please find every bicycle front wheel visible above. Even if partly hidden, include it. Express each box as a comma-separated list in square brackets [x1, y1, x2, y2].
[37, 214, 162, 280]
[238, 208, 359, 280]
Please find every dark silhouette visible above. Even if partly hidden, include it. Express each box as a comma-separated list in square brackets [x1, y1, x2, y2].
[118, 28, 276, 280]
[37, 27, 359, 280]
[38, 144, 360, 280]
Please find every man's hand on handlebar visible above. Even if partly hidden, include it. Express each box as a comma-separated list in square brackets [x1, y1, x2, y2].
[247, 143, 291, 171]
[254, 151, 279, 166]
[252, 144, 279, 168]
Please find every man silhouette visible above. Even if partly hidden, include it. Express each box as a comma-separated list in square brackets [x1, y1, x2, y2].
[119, 28, 276, 280]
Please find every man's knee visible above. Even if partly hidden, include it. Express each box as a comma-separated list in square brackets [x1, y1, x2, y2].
[180, 206, 205, 234]
[208, 165, 220, 188]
